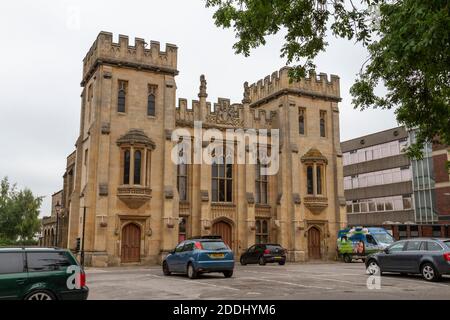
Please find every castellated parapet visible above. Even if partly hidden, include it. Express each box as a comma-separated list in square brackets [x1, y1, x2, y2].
[175, 98, 276, 129]
[82, 31, 178, 85]
[246, 67, 340, 106]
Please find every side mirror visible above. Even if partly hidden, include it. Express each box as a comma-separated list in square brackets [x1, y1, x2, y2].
[384, 248, 389, 254]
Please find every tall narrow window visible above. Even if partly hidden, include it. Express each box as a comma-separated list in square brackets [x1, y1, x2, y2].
[317, 165, 323, 195]
[123, 150, 130, 184]
[256, 219, 269, 244]
[147, 94, 155, 116]
[298, 108, 305, 135]
[212, 156, 233, 202]
[134, 150, 142, 185]
[117, 80, 127, 113]
[307, 166, 314, 195]
[177, 163, 188, 201]
[320, 110, 326, 137]
[178, 217, 187, 243]
[255, 161, 268, 204]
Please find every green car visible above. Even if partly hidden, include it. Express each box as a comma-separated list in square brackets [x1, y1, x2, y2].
[0, 247, 88, 300]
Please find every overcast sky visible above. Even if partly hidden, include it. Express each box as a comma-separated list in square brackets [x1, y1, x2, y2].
[0, 0, 398, 217]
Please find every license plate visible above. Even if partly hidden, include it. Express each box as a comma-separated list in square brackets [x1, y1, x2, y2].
[209, 253, 225, 259]
[274, 256, 282, 260]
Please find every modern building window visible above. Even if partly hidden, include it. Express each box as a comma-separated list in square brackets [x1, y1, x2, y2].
[319, 111, 326, 137]
[298, 108, 305, 135]
[255, 161, 268, 204]
[255, 219, 269, 244]
[346, 195, 414, 214]
[177, 163, 188, 201]
[212, 157, 233, 202]
[134, 150, 142, 185]
[117, 80, 127, 113]
[343, 140, 404, 165]
[123, 149, 130, 185]
[307, 166, 314, 195]
[343, 166, 412, 190]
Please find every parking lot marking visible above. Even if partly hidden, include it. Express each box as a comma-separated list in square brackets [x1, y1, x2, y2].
[147, 274, 241, 291]
[241, 276, 334, 290]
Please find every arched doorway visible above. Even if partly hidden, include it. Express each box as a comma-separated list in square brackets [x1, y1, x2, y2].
[212, 220, 232, 249]
[121, 223, 141, 263]
[308, 227, 321, 259]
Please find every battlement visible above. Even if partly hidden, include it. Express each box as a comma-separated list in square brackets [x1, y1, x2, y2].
[245, 67, 340, 106]
[82, 31, 178, 85]
[175, 97, 275, 128]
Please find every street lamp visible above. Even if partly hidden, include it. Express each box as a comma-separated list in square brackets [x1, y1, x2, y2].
[54, 201, 61, 247]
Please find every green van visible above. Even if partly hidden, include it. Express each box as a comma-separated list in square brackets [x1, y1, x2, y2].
[0, 247, 88, 300]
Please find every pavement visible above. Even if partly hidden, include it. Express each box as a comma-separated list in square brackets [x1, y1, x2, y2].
[85, 262, 450, 300]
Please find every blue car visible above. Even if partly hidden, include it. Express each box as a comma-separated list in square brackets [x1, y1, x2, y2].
[162, 237, 234, 279]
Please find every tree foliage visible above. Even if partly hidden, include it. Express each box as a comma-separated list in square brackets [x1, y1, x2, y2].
[0, 177, 43, 243]
[206, 0, 450, 158]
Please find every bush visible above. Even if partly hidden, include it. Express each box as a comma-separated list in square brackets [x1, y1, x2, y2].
[0, 238, 38, 246]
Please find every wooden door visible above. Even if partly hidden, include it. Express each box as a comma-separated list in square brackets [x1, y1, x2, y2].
[308, 227, 321, 259]
[212, 221, 232, 249]
[121, 223, 141, 263]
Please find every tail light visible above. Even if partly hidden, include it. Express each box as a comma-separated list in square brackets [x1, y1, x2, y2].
[79, 271, 86, 287]
[444, 252, 450, 262]
[194, 242, 203, 250]
[263, 249, 270, 254]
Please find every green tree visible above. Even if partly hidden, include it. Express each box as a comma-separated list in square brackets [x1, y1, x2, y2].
[0, 177, 43, 243]
[205, 0, 450, 158]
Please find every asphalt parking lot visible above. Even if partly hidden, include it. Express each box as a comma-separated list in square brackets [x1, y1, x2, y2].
[86, 262, 450, 300]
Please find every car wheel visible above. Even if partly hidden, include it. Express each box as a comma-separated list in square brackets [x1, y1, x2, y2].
[366, 260, 381, 275]
[240, 257, 247, 266]
[421, 263, 440, 282]
[223, 270, 233, 278]
[278, 260, 286, 266]
[258, 256, 266, 266]
[162, 261, 171, 276]
[343, 254, 352, 263]
[187, 263, 198, 279]
[24, 290, 56, 301]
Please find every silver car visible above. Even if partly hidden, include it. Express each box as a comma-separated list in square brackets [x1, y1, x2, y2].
[366, 238, 450, 282]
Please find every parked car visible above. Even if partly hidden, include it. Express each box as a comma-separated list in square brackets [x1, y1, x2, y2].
[162, 237, 234, 279]
[240, 244, 286, 266]
[0, 247, 89, 300]
[366, 238, 450, 282]
[337, 227, 394, 263]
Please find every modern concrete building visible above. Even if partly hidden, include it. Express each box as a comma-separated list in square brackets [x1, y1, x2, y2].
[342, 127, 415, 226]
[432, 142, 450, 223]
[342, 126, 444, 227]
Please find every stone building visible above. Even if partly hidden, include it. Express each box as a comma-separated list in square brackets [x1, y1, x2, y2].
[64, 31, 347, 266]
[40, 190, 62, 247]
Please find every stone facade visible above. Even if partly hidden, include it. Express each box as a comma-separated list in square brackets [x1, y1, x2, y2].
[64, 32, 346, 267]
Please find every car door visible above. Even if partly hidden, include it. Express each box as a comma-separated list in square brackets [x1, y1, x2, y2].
[26, 251, 73, 296]
[402, 240, 425, 273]
[0, 251, 27, 300]
[179, 242, 194, 272]
[244, 245, 256, 264]
[380, 241, 406, 272]
[170, 242, 185, 272]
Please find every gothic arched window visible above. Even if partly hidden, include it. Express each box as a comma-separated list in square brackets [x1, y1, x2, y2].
[117, 80, 127, 113]
[307, 166, 314, 195]
[212, 156, 233, 202]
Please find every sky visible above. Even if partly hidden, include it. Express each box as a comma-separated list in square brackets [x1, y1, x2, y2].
[0, 0, 398, 217]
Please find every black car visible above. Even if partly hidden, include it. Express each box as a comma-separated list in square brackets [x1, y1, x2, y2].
[240, 244, 286, 266]
[366, 238, 450, 282]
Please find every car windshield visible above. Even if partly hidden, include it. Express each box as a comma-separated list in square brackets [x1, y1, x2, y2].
[201, 241, 228, 251]
[372, 233, 394, 244]
[267, 245, 283, 251]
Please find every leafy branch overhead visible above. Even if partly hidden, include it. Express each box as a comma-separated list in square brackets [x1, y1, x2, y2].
[206, 0, 450, 159]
